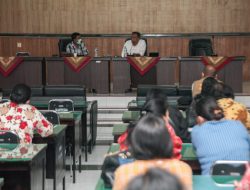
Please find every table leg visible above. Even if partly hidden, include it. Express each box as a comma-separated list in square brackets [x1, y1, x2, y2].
[62, 176, 65, 190]
[79, 155, 82, 172]
[73, 153, 76, 183]
[53, 179, 56, 190]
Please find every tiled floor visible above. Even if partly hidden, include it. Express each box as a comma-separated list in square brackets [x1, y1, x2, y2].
[58, 145, 109, 190]
[67, 170, 101, 190]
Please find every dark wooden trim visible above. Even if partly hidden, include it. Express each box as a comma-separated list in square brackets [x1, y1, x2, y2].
[179, 56, 246, 61]
[1, 33, 250, 38]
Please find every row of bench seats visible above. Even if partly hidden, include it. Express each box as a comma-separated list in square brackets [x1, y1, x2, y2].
[137, 85, 192, 98]
[1, 85, 86, 99]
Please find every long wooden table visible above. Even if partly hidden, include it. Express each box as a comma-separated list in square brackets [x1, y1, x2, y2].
[0, 143, 47, 190]
[45, 57, 110, 94]
[0, 56, 245, 93]
[179, 56, 245, 93]
[0, 57, 44, 89]
[111, 57, 178, 93]
[33, 125, 67, 190]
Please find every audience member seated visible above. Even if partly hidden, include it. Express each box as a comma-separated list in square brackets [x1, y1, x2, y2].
[101, 122, 135, 188]
[191, 96, 250, 175]
[66, 32, 89, 56]
[192, 65, 217, 98]
[121, 31, 146, 57]
[118, 89, 188, 154]
[118, 122, 136, 151]
[0, 84, 53, 143]
[126, 168, 184, 190]
[186, 77, 219, 128]
[113, 114, 192, 190]
[145, 88, 190, 142]
[211, 83, 250, 130]
[143, 99, 183, 159]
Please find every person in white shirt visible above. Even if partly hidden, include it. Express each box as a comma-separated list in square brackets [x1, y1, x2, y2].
[121, 32, 146, 57]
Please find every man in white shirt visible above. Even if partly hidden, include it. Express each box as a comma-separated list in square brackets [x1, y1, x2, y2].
[121, 32, 146, 57]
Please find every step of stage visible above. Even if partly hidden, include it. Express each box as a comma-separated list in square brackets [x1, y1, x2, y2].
[87, 95, 135, 144]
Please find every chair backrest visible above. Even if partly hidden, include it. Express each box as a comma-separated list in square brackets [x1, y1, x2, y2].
[149, 52, 159, 57]
[0, 130, 20, 144]
[49, 99, 74, 112]
[40, 110, 60, 125]
[210, 160, 248, 187]
[58, 38, 72, 56]
[125, 38, 148, 56]
[189, 39, 214, 56]
[0, 99, 10, 104]
[136, 85, 178, 102]
[2, 86, 44, 98]
[178, 86, 192, 96]
[211, 160, 248, 176]
[44, 85, 86, 99]
[89, 101, 98, 146]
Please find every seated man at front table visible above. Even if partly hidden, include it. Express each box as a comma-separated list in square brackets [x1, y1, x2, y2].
[66, 32, 89, 56]
[121, 31, 146, 57]
[192, 65, 218, 98]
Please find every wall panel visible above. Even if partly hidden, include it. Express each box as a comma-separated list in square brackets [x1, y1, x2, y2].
[0, 0, 249, 34]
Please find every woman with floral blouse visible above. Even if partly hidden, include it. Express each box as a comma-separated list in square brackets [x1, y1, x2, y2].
[0, 84, 53, 143]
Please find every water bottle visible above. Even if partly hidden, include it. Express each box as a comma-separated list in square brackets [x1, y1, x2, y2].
[94, 48, 98, 57]
[123, 47, 127, 57]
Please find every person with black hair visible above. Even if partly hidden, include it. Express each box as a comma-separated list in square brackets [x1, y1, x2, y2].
[118, 88, 190, 152]
[121, 31, 146, 57]
[210, 83, 250, 130]
[126, 168, 184, 190]
[145, 88, 190, 142]
[101, 122, 136, 188]
[186, 77, 220, 128]
[191, 96, 250, 175]
[113, 114, 192, 190]
[143, 98, 183, 159]
[0, 84, 53, 143]
[200, 77, 220, 96]
[66, 32, 89, 56]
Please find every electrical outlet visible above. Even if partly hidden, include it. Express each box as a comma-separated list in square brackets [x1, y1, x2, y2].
[17, 42, 22, 48]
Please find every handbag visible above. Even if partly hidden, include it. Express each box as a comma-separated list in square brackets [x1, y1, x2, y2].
[101, 150, 134, 188]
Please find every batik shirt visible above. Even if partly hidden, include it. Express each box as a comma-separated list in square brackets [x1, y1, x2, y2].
[66, 41, 89, 56]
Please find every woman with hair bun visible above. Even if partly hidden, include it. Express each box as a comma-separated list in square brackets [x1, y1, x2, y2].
[191, 96, 250, 175]
[0, 84, 53, 144]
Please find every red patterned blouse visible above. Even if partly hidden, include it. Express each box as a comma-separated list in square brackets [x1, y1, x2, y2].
[0, 102, 53, 143]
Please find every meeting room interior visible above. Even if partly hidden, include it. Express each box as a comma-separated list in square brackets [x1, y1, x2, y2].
[0, 0, 250, 190]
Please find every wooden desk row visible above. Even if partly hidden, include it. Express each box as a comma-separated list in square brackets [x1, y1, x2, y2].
[30, 99, 88, 185]
[95, 175, 236, 190]
[0, 143, 47, 190]
[95, 143, 235, 190]
[0, 102, 90, 190]
[0, 56, 245, 93]
[0, 124, 72, 190]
